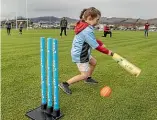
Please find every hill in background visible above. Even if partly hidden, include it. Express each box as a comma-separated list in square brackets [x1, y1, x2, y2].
[30, 16, 157, 25]
[30, 16, 78, 23]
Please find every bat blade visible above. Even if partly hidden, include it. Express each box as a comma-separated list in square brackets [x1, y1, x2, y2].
[112, 53, 141, 77]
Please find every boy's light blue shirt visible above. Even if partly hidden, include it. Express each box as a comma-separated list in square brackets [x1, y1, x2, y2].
[71, 25, 99, 63]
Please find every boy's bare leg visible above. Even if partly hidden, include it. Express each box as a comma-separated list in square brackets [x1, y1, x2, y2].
[67, 72, 88, 85]
[59, 72, 88, 95]
[84, 57, 98, 84]
[88, 57, 97, 77]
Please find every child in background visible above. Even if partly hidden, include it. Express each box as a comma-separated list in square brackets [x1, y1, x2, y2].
[59, 7, 114, 95]
[19, 22, 23, 34]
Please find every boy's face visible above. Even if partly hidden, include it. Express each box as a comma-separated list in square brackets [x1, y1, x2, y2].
[86, 15, 100, 26]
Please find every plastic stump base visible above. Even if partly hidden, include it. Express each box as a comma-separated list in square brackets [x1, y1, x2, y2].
[26, 106, 63, 120]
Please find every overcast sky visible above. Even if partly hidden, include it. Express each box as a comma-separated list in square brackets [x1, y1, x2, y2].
[1, 0, 157, 20]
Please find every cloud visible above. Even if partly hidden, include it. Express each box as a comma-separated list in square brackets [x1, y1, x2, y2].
[1, 0, 157, 19]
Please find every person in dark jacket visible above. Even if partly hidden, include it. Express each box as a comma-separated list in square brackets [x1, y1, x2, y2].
[60, 17, 68, 37]
[5, 21, 12, 35]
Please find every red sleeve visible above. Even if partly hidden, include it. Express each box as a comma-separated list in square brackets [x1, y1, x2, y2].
[96, 39, 103, 46]
[96, 45, 110, 55]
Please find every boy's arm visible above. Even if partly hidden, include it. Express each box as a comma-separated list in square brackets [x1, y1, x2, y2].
[84, 31, 99, 49]
[96, 39, 113, 56]
[96, 45, 113, 56]
[84, 31, 113, 56]
[96, 39, 103, 46]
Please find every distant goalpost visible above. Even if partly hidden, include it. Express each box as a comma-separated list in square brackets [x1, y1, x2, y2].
[3, 12, 28, 30]
[4, 0, 29, 30]
[15, 0, 29, 30]
[16, 19, 29, 30]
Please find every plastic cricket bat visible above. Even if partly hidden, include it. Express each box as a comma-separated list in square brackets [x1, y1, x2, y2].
[112, 53, 141, 77]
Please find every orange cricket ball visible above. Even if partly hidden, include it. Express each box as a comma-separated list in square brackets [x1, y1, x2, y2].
[100, 86, 112, 97]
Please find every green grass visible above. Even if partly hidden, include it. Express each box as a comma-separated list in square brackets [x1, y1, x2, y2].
[1, 29, 157, 120]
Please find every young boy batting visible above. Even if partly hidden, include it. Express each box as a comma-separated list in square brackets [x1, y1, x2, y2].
[59, 7, 114, 95]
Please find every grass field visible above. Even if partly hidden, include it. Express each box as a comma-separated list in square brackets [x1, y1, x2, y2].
[1, 29, 157, 120]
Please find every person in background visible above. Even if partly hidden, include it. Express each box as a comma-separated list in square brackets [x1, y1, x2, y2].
[5, 20, 12, 35]
[60, 17, 68, 38]
[19, 22, 23, 35]
[144, 21, 150, 37]
[102, 24, 112, 37]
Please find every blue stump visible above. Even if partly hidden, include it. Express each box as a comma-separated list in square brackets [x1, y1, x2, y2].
[40, 37, 47, 109]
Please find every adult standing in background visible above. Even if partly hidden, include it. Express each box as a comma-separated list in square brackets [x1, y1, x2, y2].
[5, 20, 12, 35]
[60, 17, 68, 38]
[144, 21, 150, 37]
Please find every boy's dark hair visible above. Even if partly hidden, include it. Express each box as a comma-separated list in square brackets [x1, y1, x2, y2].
[80, 7, 101, 20]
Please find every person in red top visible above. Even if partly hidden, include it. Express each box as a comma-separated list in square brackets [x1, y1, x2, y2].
[102, 24, 112, 37]
[144, 21, 150, 37]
